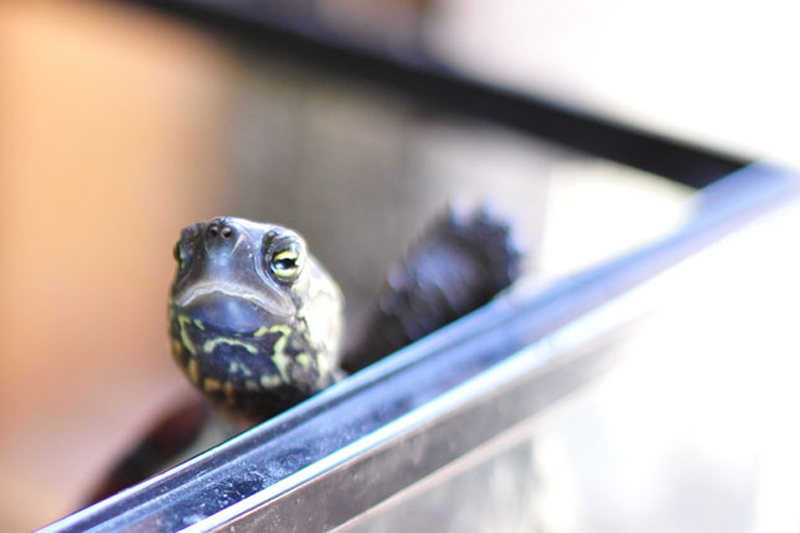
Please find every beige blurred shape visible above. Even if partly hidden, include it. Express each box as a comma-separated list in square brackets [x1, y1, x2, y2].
[0, 1, 235, 528]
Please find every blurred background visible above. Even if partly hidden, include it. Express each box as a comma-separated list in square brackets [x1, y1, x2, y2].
[1, 0, 798, 531]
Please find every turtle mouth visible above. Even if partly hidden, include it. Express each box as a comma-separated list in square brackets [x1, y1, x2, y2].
[172, 282, 292, 334]
[175, 281, 291, 313]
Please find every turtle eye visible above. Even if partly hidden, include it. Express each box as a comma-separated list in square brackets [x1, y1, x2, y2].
[173, 242, 186, 269]
[269, 243, 303, 281]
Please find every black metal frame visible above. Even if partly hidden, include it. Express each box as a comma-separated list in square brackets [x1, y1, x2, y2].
[37, 4, 798, 532]
[132, 0, 749, 188]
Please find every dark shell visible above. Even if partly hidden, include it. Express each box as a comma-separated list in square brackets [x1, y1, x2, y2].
[341, 207, 522, 374]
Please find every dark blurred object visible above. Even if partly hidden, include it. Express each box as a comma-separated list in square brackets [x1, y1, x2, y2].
[342, 207, 522, 373]
[84, 397, 210, 505]
[164, 0, 435, 59]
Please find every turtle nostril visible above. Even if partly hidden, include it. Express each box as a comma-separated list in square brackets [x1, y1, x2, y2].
[208, 225, 220, 238]
[221, 226, 233, 239]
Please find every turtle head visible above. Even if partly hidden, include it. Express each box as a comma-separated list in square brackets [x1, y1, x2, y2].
[168, 217, 343, 422]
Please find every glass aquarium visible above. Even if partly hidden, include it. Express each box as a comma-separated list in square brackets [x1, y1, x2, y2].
[1, 1, 797, 531]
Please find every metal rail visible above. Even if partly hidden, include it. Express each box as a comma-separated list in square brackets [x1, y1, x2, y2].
[38, 164, 799, 532]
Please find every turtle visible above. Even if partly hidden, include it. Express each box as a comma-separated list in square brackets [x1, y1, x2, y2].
[86, 208, 522, 503]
